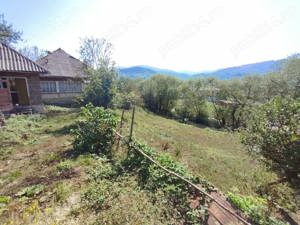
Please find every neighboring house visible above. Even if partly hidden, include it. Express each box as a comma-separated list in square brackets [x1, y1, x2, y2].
[36, 48, 88, 105]
[0, 42, 47, 112]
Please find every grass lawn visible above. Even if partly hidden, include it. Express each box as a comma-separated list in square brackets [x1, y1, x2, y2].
[0, 106, 298, 224]
[118, 107, 298, 211]
[118, 108, 274, 193]
[0, 107, 178, 224]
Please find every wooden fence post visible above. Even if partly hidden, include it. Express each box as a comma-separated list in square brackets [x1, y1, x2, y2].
[129, 106, 135, 142]
[115, 109, 125, 152]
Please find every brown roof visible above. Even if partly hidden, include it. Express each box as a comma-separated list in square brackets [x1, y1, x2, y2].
[0, 42, 47, 73]
[36, 48, 88, 79]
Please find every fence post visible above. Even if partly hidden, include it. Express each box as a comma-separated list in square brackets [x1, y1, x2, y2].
[129, 106, 135, 142]
[115, 109, 125, 152]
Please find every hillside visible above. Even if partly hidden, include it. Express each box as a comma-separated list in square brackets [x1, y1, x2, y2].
[117, 66, 190, 79]
[194, 59, 283, 79]
[118, 59, 283, 80]
[0, 107, 297, 224]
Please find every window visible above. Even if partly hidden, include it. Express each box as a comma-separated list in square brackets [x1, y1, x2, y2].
[0, 78, 8, 89]
[40, 81, 57, 93]
[58, 81, 82, 93]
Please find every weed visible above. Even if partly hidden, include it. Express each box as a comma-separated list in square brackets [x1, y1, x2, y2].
[54, 182, 71, 203]
[227, 192, 288, 225]
[0, 195, 11, 204]
[56, 160, 73, 174]
[77, 154, 95, 167]
[6, 170, 22, 182]
[43, 152, 60, 165]
[124, 140, 211, 224]
[16, 184, 44, 198]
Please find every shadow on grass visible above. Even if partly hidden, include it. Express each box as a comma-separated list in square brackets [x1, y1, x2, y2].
[50, 123, 78, 137]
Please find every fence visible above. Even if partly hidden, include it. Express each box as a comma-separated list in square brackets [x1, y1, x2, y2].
[113, 106, 252, 225]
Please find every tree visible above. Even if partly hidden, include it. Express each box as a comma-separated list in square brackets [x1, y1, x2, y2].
[179, 79, 207, 123]
[141, 75, 180, 115]
[19, 45, 47, 61]
[79, 37, 117, 108]
[0, 14, 22, 45]
[79, 37, 113, 69]
[242, 97, 300, 184]
[210, 76, 264, 129]
[82, 66, 117, 108]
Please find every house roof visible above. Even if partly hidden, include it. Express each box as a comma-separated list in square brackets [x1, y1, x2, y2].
[0, 42, 47, 73]
[36, 48, 88, 79]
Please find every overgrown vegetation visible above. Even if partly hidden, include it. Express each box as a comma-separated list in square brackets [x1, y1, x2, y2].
[242, 97, 300, 184]
[72, 104, 118, 155]
[124, 140, 212, 224]
[228, 192, 288, 225]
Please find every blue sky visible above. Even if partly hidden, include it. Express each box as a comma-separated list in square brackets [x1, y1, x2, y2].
[1, 0, 300, 71]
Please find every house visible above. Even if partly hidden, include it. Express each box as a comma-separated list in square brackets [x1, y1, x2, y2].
[0, 44, 88, 113]
[0, 42, 47, 112]
[36, 48, 88, 105]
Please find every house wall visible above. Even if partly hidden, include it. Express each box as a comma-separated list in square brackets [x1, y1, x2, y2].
[40, 78, 84, 105]
[0, 77, 13, 112]
[27, 75, 42, 105]
[27, 75, 44, 112]
[42, 92, 81, 105]
[0, 73, 44, 112]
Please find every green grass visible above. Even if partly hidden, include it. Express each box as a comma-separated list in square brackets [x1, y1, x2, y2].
[119, 108, 279, 195]
[0, 106, 297, 224]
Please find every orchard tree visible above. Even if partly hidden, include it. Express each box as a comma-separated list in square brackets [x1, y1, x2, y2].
[211, 76, 264, 129]
[242, 97, 300, 184]
[0, 14, 22, 45]
[141, 75, 180, 115]
[179, 78, 207, 123]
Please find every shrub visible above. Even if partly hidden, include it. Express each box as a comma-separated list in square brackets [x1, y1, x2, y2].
[123, 140, 212, 224]
[72, 104, 119, 156]
[227, 192, 287, 225]
[242, 97, 300, 183]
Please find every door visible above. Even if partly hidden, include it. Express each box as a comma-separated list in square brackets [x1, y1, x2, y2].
[15, 78, 30, 105]
[9, 78, 30, 105]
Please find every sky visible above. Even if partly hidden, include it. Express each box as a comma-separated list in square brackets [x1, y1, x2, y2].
[1, 0, 300, 72]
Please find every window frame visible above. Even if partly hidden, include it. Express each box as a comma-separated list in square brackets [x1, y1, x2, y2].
[40, 81, 57, 93]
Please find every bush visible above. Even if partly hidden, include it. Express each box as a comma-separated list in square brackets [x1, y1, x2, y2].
[123, 140, 212, 224]
[228, 192, 287, 225]
[141, 75, 180, 115]
[242, 97, 300, 183]
[72, 104, 119, 156]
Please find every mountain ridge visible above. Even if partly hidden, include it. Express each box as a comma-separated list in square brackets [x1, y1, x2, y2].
[117, 59, 283, 80]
